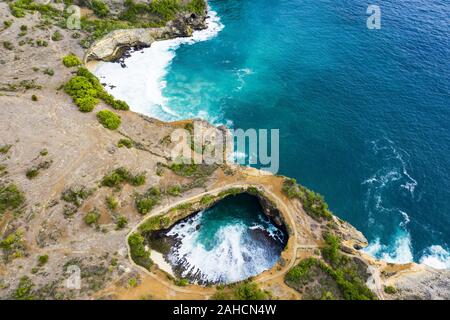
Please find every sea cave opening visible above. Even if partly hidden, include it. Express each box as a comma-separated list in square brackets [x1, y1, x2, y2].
[144, 192, 288, 285]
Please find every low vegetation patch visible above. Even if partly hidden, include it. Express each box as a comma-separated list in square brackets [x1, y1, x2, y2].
[38, 254, 48, 266]
[117, 138, 133, 148]
[51, 30, 62, 41]
[167, 185, 181, 196]
[138, 214, 170, 233]
[105, 196, 118, 210]
[84, 210, 100, 226]
[101, 167, 146, 190]
[0, 144, 12, 154]
[135, 187, 161, 215]
[128, 232, 152, 270]
[60, 185, 93, 208]
[282, 178, 332, 221]
[0, 231, 26, 262]
[97, 110, 121, 130]
[25, 160, 52, 179]
[285, 233, 376, 300]
[115, 216, 128, 230]
[168, 161, 216, 178]
[0, 183, 25, 216]
[384, 285, 397, 294]
[64, 67, 130, 113]
[13, 276, 34, 300]
[62, 54, 82, 68]
[213, 281, 268, 300]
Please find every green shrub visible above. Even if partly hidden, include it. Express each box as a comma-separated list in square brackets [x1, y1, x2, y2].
[128, 232, 152, 270]
[112, 99, 130, 111]
[91, 0, 109, 18]
[61, 185, 92, 207]
[14, 276, 34, 300]
[62, 54, 82, 68]
[31, 94, 38, 101]
[38, 254, 49, 266]
[118, 138, 133, 148]
[101, 167, 146, 189]
[3, 20, 13, 28]
[285, 256, 376, 300]
[384, 285, 397, 294]
[36, 39, 48, 47]
[3, 41, 14, 50]
[96, 110, 121, 130]
[64, 76, 96, 98]
[174, 278, 189, 286]
[0, 231, 26, 261]
[281, 178, 332, 221]
[187, 0, 206, 15]
[167, 185, 181, 196]
[200, 195, 214, 206]
[43, 68, 54, 76]
[106, 196, 118, 210]
[76, 96, 99, 112]
[40, 149, 48, 156]
[115, 216, 128, 230]
[138, 215, 170, 233]
[135, 187, 161, 215]
[26, 168, 39, 179]
[285, 257, 317, 285]
[0, 144, 12, 154]
[0, 184, 25, 216]
[51, 30, 63, 41]
[84, 210, 100, 226]
[128, 277, 138, 288]
[20, 25, 27, 31]
[234, 282, 267, 300]
[321, 233, 342, 266]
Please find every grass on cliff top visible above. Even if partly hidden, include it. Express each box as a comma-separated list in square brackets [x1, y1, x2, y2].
[96, 109, 121, 130]
[284, 232, 376, 300]
[282, 177, 333, 221]
[64, 67, 130, 113]
[8, 0, 207, 48]
[0, 230, 26, 262]
[128, 232, 152, 270]
[101, 167, 146, 190]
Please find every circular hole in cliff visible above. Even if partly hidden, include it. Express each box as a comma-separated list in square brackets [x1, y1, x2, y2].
[145, 193, 288, 285]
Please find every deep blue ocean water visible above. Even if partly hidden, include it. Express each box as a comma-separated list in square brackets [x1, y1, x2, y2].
[96, 0, 450, 266]
[161, 0, 450, 265]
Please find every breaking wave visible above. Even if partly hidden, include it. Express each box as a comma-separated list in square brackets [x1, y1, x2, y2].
[362, 138, 418, 264]
[93, 9, 224, 121]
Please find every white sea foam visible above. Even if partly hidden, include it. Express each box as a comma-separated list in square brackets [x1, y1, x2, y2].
[361, 138, 420, 264]
[166, 212, 281, 283]
[420, 245, 450, 269]
[363, 232, 414, 264]
[93, 9, 224, 121]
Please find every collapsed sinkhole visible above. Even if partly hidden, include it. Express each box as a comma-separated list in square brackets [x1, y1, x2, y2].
[143, 192, 289, 285]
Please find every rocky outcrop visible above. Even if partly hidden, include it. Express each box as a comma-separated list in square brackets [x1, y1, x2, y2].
[84, 13, 207, 62]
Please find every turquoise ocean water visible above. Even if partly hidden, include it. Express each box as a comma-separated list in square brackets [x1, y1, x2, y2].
[95, 0, 450, 267]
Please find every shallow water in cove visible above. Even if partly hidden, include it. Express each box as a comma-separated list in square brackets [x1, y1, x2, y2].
[95, 0, 450, 268]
